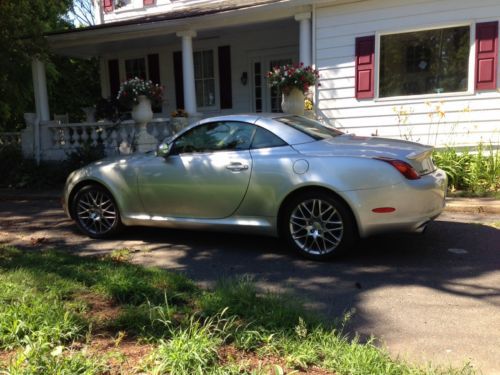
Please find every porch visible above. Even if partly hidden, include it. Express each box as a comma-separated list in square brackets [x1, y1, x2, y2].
[22, 2, 315, 161]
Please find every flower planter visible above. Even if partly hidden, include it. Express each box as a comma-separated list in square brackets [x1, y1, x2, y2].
[281, 88, 305, 116]
[132, 95, 153, 124]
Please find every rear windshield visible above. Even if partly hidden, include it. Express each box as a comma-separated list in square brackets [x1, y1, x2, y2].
[274, 115, 343, 140]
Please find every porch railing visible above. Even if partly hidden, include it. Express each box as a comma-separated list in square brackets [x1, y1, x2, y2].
[0, 132, 22, 148]
[22, 116, 177, 161]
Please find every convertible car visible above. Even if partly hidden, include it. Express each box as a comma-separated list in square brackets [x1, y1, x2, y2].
[63, 114, 447, 260]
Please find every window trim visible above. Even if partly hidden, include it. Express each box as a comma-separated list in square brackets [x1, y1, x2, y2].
[374, 22, 476, 102]
[193, 48, 219, 111]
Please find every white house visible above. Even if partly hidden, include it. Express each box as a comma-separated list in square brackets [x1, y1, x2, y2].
[27, 0, 500, 159]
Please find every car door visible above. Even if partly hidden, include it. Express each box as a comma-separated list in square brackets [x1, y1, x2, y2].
[137, 121, 255, 219]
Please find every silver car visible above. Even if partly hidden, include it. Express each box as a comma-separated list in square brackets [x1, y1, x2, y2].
[63, 114, 447, 260]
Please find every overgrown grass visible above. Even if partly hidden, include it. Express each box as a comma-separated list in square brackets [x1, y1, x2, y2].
[433, 144, 499, 197]
[0, 245, 474, 374]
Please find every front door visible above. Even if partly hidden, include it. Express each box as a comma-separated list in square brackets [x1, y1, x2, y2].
[252, 57, 293, 113]
[137, 121, 255, 219]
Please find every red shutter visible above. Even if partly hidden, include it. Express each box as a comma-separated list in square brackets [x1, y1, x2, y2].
[475, 21, 498, 91]
[355, 36, 375, 99]
[218, 46, 233, 109]
[108, 59, 120, 98]
[147, 54, 160, 84]
[173, 51, 184, 109]
[103, 0, 113, 13]
[144, 0, 155, 5]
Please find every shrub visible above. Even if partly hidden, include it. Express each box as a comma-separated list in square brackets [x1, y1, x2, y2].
[433, 144, 499, 196]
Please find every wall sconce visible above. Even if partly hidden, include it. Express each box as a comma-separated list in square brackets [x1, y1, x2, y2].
[240, 72, 248, 86]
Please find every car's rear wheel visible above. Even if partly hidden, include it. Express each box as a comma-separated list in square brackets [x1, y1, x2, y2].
[72, 185, 122, 238]
[282, 191, 355, 260]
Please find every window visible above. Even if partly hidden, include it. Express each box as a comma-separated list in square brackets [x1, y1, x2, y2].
[125, 58, 146, 79]
[379, 26, 470, 97]
[172, 122, 255, 154]
[194, 50, 216, 107]
[275, 116, 343, 141]
[251, 127, 287, 149]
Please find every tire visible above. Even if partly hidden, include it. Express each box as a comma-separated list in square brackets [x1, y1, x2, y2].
[281, 191, 356, 260]
[71, 185, 122, 238]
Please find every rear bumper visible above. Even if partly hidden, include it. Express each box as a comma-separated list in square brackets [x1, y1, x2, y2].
[343, 168, 447, 238]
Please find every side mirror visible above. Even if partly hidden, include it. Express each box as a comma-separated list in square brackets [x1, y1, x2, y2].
[157, 142, 172, 158]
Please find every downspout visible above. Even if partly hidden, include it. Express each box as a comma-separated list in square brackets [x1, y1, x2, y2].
[312, 3, 318, 120]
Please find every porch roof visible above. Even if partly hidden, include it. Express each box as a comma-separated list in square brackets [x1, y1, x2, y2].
[47, 0, 311, 58]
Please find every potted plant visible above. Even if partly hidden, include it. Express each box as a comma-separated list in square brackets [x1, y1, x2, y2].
[117, 77, 164, 124]
[267, 63, 320, 115]
[117, 77, 164, 152]
[170, 108, 189, 133]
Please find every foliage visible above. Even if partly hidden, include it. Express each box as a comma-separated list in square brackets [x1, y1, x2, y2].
[0, 141, 106, 189]
[267, 63, 320, 95]
[47, 56, 101, 123]
[171, 108, 189, 118]
[0, 0, 72, 132]
[117, 77, 164, 109]
[95, 97, 130, 122]
[433, 144, 499, 196]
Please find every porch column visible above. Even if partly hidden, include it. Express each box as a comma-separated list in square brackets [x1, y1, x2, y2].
[31, 58, 50, 122]
[176, 30, 198, 115]
[295, 12, 312, 66]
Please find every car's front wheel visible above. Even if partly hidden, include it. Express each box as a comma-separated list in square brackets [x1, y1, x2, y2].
[282, 191, 356, 260]
[72, 185, 122, 238]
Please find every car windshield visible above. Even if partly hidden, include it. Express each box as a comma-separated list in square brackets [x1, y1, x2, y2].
[274, 115, 343, 140]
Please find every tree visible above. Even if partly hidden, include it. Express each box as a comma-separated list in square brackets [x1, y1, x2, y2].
[0, 0, 72, 131]
[67, 0, 95, 26]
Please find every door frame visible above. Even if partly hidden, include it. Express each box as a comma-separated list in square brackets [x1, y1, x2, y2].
[248, 47, 298, 113]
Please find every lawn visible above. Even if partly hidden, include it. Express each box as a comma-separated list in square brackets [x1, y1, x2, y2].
[0, 245, 473, 374]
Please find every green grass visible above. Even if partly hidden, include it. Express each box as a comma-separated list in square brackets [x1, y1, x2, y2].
[0, 245, 474, 374]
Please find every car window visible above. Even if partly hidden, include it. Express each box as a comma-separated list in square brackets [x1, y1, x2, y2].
[251, 127, 287, 149]
[172, 121, 256, 155]
[274, 115, 343, 140]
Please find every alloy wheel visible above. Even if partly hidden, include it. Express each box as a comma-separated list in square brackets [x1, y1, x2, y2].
[289, 198, 344, 256]
[75, 187, 118, 236]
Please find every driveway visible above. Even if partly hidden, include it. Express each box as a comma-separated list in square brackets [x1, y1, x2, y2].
[0, 197, 499, 373]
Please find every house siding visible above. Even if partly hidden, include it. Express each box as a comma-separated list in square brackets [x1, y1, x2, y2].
[315, 0, 500, 148]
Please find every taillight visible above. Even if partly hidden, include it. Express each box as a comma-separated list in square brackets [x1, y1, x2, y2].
[375, 157, 421, 180]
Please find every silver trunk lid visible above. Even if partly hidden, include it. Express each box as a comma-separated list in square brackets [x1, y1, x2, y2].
[293, 134, 436, 175]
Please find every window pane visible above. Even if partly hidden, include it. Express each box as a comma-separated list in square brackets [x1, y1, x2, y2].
[251, 127, 287, 149]
[380, 26, 470, 97]
[205, 79, 215, 106]
[194, 50, 215, 107]
[172, 122, 255, 153]
[195, 80, 203, 105]
[203, 50, 214, 77]
[125, 58, 146, 79]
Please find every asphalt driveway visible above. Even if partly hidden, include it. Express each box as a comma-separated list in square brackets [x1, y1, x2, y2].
[0, 197, 499, 373]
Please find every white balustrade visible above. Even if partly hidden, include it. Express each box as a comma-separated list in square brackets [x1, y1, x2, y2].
[0, 132, 21, 147]
[19, 117, 175, 161]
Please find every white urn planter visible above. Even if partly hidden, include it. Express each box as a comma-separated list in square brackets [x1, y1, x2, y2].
[132, 95, 153, 124]
[281, 88, 305, 116]
[132, 95, 156, 152]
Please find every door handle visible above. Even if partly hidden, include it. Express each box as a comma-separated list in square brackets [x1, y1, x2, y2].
[226, 162, 249, 172]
